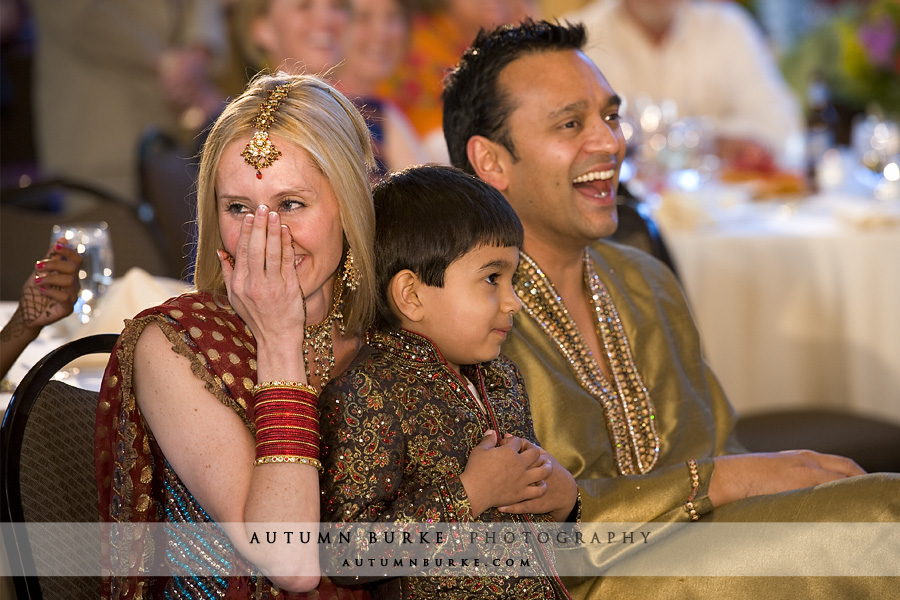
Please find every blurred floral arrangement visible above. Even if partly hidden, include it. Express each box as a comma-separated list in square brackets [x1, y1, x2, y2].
[782, 0, 900, 119]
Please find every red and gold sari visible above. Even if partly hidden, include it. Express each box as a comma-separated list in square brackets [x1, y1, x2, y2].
[95, 291, 367, 600]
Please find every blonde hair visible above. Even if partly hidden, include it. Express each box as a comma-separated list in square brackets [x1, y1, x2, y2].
[194, 73, 376, 333]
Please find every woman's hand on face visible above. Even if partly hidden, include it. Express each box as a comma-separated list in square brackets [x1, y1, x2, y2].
[218, 204, 306, 347]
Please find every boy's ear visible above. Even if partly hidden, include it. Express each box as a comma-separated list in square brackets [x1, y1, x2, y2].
[467, 135, 509, 192]
[389, 270, 425, 323]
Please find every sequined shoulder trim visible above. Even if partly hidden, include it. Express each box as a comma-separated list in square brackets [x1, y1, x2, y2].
[515, 251, 659, 474]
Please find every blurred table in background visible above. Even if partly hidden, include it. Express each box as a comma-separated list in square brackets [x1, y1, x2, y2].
[657, 189, 900, 426]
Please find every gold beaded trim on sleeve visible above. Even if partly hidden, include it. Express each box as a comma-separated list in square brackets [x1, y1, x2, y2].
[684, 459, 700, 521]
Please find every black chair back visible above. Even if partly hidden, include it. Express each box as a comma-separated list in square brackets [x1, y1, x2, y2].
[137, 127, 199, 281]
[1, 333, 119, 600]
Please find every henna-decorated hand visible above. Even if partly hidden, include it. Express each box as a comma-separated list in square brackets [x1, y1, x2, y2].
[1, 239, 83, 378]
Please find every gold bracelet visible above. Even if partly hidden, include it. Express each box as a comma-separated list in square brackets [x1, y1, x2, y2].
[684, 459, 700, 521]
[253, 455, 323, 472]
[252, 380, 318, 396]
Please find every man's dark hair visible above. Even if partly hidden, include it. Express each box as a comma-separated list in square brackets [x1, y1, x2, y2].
[442, 19, 587, 174]
[372, 164, 524, 331]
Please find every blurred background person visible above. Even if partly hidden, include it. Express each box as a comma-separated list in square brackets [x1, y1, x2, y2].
[511, 0, 544, 21]
[237, 0, 349, 77]
[379, 0, 537, 162]
[26, 0, 231, 206]
[566, 0, 805, 172]
[538, 0, 589, 18]
[334, 0, 430, 175]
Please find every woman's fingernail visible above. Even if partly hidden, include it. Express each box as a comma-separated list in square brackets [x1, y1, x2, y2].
[55, 243, 64, 250]
[34, 275, 43, 283]
[218, 250, 235, 267]
[36, 260, 45, 269]
[257, 204, 268, 215]
[40, 286, 46, 292]
[268, 211, 278, 223]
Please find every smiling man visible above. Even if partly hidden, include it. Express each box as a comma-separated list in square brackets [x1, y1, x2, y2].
[442, 19, 898, 599]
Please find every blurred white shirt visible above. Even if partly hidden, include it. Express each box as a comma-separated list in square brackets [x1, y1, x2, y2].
[566, 0, 804, 164]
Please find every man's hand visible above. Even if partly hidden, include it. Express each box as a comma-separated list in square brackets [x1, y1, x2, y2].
[709, 450, 866, 507]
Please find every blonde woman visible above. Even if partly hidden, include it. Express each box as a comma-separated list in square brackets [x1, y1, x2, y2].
[96, 73, 375, 599]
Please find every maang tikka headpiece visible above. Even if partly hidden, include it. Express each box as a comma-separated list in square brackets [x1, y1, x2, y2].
[241, 83, 291, 179]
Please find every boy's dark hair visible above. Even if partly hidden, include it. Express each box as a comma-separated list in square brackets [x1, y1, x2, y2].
[373, 165, 524, 331]
[442, 19, 587, 175]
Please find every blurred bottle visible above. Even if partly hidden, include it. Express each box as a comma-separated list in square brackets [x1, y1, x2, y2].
[805, 73, 839, 189]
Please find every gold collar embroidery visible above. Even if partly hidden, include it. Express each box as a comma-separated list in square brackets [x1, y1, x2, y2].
[515, 250, 660, 475]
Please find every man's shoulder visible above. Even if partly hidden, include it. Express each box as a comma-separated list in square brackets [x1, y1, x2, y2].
[589, 239, 677, 281]
[587, 239, 689, 317]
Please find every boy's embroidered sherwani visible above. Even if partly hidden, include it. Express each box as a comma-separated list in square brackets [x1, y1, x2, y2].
[319, 329, 572, 599]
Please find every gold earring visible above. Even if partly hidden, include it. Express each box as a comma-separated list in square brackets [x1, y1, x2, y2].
[341, 248, 359, 292]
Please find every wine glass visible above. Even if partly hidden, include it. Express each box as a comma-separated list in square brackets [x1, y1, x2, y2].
[51, 222, 114, 324]
[625, 96, 717, 196]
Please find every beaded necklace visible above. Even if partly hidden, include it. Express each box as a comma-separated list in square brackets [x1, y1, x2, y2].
[515, 250, 660, 475]
[303, 278, 342, 387]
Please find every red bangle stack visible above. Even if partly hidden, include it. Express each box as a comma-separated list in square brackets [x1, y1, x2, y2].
[252, 380, 322, 471]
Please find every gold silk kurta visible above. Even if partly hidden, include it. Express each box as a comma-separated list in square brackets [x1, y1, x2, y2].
[502, 242, 900, 598]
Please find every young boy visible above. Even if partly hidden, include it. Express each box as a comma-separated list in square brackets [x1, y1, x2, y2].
[319, 165, 578, 598]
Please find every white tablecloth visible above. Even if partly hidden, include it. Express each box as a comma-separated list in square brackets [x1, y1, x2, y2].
[659, 191, 900, 425]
